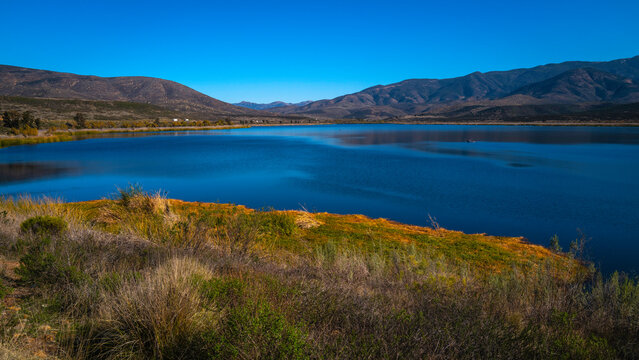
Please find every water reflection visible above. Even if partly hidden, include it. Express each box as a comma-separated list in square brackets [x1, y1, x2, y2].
[332, 127, 639, 145]
[399, 142, 569, 168]
[0, 162, 76, 183]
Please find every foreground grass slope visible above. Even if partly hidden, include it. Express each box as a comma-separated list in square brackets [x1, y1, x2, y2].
[0, 188, 637, 359]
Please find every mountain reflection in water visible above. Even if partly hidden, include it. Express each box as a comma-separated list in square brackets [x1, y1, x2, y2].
[332, 127, 639, 146]
[0, 162, 77, 184]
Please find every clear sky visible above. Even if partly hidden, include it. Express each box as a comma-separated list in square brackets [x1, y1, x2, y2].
[3, 0, 639, 103]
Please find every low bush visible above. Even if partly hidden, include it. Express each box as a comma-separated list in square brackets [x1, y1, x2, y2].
[204, 302, 309, 360]
[216, 211, 261, 256]
[15, 236, 85, 287]
[256, 210, 297, 237]
[194, 276, 246, 307]
[8, 127, 38, 136]
[20, 216, 68, 237]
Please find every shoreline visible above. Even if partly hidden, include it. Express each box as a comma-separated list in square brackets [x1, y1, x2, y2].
[0, 124, 248, 149]
[2, 121, 639, 149]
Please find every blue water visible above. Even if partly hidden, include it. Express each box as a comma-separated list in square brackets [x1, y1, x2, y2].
[1, 124, 638, 273]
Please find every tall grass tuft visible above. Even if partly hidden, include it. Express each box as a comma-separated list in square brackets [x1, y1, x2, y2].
[69, 257, 217, 359]
[116, 184, 169, 216]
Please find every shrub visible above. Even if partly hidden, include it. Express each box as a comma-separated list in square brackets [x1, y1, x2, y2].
[205, 302, 309, 359]
[15, 237, 85, 286]
[257, 210, 297, 237]
[167, 214, 213, 250]
[9, 127, 38, 136]
[20, 216, 68, 237]
[216, 211, 261, 256]
[194, 276, 246, 307]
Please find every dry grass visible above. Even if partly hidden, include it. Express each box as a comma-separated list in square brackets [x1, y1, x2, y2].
[0, 341, 52, 360]
[0, 192, 637, 359]
[69, 257, 216, 359]
[294, 212, 322, 229]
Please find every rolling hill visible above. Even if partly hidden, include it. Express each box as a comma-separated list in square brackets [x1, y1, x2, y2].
[0, 65, 267, 117]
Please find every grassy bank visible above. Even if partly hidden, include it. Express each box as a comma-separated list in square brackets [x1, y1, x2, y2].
[0, 134, 76, 149]
[0, 125, 248, 149]
[0, 188, 637, 359]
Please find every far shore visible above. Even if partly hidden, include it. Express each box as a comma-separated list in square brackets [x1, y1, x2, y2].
[2, 120, 639, 149]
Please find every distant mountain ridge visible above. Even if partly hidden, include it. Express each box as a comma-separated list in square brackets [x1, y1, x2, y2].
[233, 100, 313, 110]
[0, 65, 267, 117]
[3, 56, 639, 122]
[270, 55, 639, 119]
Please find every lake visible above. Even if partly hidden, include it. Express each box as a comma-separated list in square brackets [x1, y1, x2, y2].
[1, 124, 638, 273]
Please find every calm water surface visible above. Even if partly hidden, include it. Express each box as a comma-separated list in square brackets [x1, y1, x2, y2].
[1, 124, 638, 273]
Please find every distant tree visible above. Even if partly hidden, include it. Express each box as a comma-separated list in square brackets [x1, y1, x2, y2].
[2, 110, 41, 129]
[154, 117, 161, 127]
[2, 111, 21, 128]
[21, 111, 39, 129]
[73, 112, 87, 129]
[214, 118, 232, 126]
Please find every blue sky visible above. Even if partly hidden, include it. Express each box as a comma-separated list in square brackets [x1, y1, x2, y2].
[3, 0, 639, 103]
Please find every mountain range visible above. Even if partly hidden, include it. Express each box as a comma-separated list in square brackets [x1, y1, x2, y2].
[270, 55, 639, 120]
[2, 56, 639, 122]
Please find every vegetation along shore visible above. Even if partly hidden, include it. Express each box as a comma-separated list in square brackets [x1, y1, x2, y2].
[0, 186, 637, 359]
